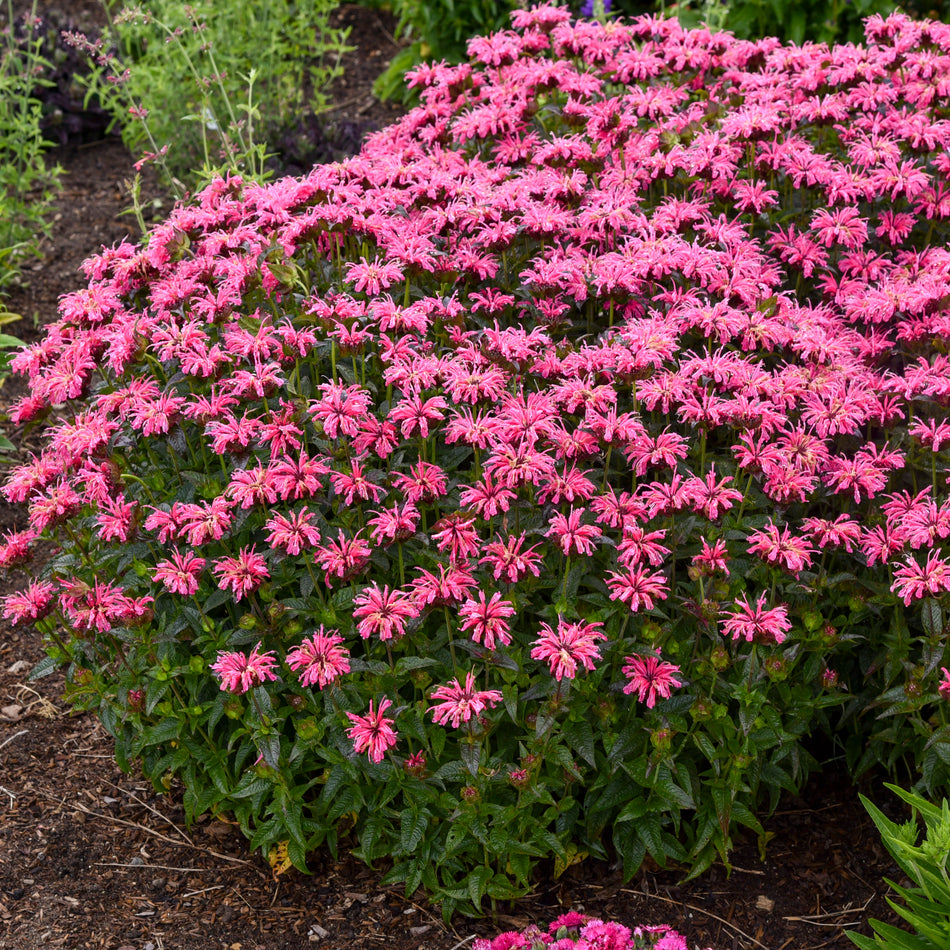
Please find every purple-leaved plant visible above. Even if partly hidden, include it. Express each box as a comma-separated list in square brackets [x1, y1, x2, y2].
[7, 3, 950, 918]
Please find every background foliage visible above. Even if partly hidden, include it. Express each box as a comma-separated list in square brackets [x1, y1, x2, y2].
[76, 0, 351, 193]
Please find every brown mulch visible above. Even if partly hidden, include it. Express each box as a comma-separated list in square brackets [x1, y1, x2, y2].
[0, 4, 909, 949]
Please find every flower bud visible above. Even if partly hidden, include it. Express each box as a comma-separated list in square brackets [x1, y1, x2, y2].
[508, 768, 530, 789]
[651, 728, 673, 753]
[820, 668, 838, 689]
[821, 624, 839, 646]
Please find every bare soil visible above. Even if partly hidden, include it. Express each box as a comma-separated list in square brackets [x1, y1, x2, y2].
[0, 4, 909, 949]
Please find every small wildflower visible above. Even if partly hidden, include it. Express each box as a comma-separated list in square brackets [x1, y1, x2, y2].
[286, 627, 350, 689]
[428, 671, 502, 729]
[211, 643, 278, 693]
[346, 697, 398, 763]
[531, 617, 606, 681]
[622, 655, 683, 708]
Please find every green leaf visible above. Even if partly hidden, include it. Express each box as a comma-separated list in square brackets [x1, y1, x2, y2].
[467, 866, 492, 911]
[394, 656, 438, 674]
[139, 717, 182, 748]
[502, 683, 519, 724]
[232, 776, 273, 800]
[28, 655, 61, 680]
[535, 704, 557, 739]
[563, 717, 597, 768]
[460, 739, 482, 776]
[399, 808, 429, 855]
[921, 599, 943, 638]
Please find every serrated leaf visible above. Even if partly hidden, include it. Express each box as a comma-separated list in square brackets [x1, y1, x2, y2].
[921, 599, 943, 638]
[394, 656, 438, 674]
[467, 866, 492, 910]
[460, 739, 482, 776]
[563, 717, 597, 768]
[28, 654, 61, 680]
[400, 809, 429, 855]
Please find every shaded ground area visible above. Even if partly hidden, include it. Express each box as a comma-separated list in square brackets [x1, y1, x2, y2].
[0, 4, 908, 949]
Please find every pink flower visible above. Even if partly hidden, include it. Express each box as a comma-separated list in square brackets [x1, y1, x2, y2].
[458, 592, 516, 650]
[459, 474, 516, 518]
[153, 550, 206, 595]
[431, 512, 481, 562]
[346, 697, 398, 763]
[178, 496, 234, 547]
[59, 578, 149, 633]
[212, 546, 269, 599]
[264, 508, 321, 555]
[309, 381, 372, 440]
[367, 501, 420, 546]
[801, 515, 861, 553]
[549, 911, 588, 934]
[891, 553, 950, 605]
[0, 529, 37, 568]
[345, 256, 403, 295]
[479, 533, 543, 583]
[546, 508, 602, 556]
[682, 466, 744, 521]
[428, 670, 502, 729]
[606, 565, 669, 613]
[616, 526, 670, 568]
[2, 580, 57, 624]
[722, 593, 792, 645]
[622, 655, 683, 708]
[579, 919, 632, 950]
[314, 530, 372, 586]
[211, 642, 278, 693]
[531, 617, 606, 681]
[28, 481, 82, 533]
[939, 668, 950, 701]
[746, 521, 814, 577]
[411, 563, 477, 607]
[911, 418, 950, 452]
[286, 627, 350, 688]
[329, 459, 386, 506]
[391, 460, 448, 504]
[691, 538, 730, 575]
[388, 393, 447, 439]
[352, 583, 419, 640]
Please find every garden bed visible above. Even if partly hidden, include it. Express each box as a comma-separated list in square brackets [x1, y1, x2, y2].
[0, 2, 920, 948]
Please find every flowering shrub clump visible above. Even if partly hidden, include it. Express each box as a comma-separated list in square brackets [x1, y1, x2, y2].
[10, 4, 950, 916]
[473, 911, 701, 950]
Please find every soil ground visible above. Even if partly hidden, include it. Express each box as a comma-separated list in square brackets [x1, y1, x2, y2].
[0, 4, 910, 949]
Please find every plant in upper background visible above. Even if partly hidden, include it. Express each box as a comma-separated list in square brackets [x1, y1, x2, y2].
[851, 784, 950, 950]
[10, 4, 950, 921]
[68, 0, 351, 196]
[372, 0, 518, 102]
[0, 0, 63, 301]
